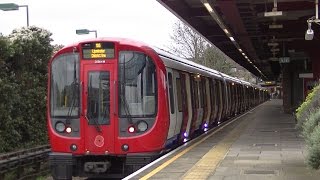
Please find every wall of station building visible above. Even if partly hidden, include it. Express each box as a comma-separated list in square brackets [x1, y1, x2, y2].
[282, 50, 320, 113]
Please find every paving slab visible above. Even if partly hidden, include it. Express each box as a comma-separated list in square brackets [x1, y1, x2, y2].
[129, 100, 320, 180]
[208, 99, 320, 180]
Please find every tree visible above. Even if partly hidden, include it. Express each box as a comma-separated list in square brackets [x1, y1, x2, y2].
[202, 44, 233, 74]
[169, 20, 256, 80]
[53, 44, 64, 54]
[169, 21, 207, 63]
[0, 26, 54, 152]
[169, 20, 233, 74]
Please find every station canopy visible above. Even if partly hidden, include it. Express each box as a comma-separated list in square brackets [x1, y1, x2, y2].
[158, 0, 319, 81]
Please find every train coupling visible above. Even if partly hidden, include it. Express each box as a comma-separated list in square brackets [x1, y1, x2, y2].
[84, 161, 111, 173]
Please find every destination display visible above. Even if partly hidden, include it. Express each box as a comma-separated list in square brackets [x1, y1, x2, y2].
[81, 42, 115, 59]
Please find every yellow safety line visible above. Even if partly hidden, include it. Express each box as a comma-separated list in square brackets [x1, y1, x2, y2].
[139, 115, 247, 180]
[182, 114, 252, 179]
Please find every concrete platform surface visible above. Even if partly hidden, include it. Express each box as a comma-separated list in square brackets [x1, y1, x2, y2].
[137, 99, 320, 180]
[206, 99, 320, 180]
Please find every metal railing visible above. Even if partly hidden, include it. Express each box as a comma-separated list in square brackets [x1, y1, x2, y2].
[0, 145, 51, 179]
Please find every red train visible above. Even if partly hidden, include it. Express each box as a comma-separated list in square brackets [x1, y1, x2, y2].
[47, 38, 269, 179]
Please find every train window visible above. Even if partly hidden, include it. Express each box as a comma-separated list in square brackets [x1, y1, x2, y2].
[168, 72, 175, 114]
[176, 78, 183, 112]
[119, 51, 157, 117]
[199, 79, 207, 108]
[50, 53, 80, 117]
[190, 77, 196, 108]
[210, 80, 215, 116]
[195, 81, 199, 109]
[87, 71, 110, 125]
[199, 80, 204, 108]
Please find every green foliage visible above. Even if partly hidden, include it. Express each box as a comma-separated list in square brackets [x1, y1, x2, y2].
[296, 85, 320, 130]
[202, 46, 232, 75]
[0, 26, 54, 153]
[306, 125, 320, 169]
[302, 108, 320, 143]
[297, 83, 320, 169]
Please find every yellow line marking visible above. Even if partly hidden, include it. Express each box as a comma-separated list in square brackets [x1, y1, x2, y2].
[182, 115, 252, 179]
[139, 114, 248, 180]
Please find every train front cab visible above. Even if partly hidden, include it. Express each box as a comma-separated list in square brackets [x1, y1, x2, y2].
[48, 40, 170, 179]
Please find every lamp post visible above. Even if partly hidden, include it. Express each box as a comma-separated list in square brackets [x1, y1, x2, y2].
[76, 29, 97, 38]
[0, 3, 29, 27]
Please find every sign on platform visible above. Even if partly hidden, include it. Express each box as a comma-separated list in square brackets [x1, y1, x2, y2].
[279, 57, 290, 63]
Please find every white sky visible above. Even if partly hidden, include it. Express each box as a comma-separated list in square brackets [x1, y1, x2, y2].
[0, 0, 178, 48]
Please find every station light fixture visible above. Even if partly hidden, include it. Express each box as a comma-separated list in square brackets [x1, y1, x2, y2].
[223, 28, 229, 34]
[305, 0, 319, 40]
[203, 2, 213, 12]
[201, 0, 266, 79]
[264, 0, 283, 17]
[0, 3, 29, 26]
[76, 29, 98, 38]
[305, 21, 314, 40]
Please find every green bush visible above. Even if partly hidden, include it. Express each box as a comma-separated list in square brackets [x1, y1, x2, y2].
[306, 125, 320, 169]
[0, 27, 53, 153]
[296, 85, 320, 130]
[302, 108, 320, 144]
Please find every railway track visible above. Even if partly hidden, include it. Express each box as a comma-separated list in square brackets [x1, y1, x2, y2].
[0, 145, 51, 180]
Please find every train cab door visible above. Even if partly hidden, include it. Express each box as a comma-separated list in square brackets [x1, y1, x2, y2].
[82, 63, 116, 154]
[173, 71, 183, 136]
[167, 68, 177, 140]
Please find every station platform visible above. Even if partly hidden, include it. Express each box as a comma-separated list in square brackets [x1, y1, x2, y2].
[126, 99, 320, 180]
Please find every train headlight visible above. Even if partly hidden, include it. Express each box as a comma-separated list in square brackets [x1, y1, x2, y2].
[55, 122, 66, 133]
[66, 127, 72, 133]
[128, 126, 135, 133]
[137, 121, 148, 132]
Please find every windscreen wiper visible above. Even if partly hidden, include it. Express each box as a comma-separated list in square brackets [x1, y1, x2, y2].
[85, 113, 102, 133]
[66, 60, 79, 124]
[120, 83, 133, 124]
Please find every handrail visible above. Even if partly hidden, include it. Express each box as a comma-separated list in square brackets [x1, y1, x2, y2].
[0, 144, 51, 179]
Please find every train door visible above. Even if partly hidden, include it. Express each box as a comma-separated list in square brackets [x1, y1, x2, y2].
[167, 68, 177, 139]
[190, 75, 198, 134]
[222, 81, 228, 119]
[184, 73, 193, 139]
[212, 79, 218, 123]
[178, 73, 189, 141]
[209, 79, 215, 124]
[83, 63, 115, 153]
[173, 70, 183, 136]
[195, 77, 203, 129]
[217, 80, 223, 122]
[234, 84, 238, 115]
[204, 78, 211, 127]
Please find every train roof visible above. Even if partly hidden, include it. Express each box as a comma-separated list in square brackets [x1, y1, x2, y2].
[154, 47, 224, 79]
[63, 38, 256, 86]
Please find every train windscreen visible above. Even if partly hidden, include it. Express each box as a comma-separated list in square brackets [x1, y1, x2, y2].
[118, 51, 157, 117]
[50, 53, 80, 117]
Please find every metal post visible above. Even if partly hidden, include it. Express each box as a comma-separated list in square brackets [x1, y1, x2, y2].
[316, 0, 318, 20]
[93, 30, 97, 38]
[20, 5, 29, 27]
